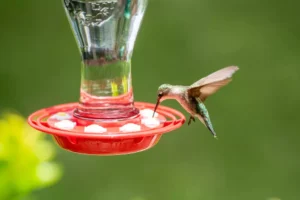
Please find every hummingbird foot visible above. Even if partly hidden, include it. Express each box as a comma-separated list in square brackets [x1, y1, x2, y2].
[187, 116, 196, 126]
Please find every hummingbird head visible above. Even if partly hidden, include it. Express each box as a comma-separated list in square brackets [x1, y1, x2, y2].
[157, 84, 172, 99]
[152, 84, 172, 117]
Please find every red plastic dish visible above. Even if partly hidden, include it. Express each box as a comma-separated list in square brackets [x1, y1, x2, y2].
[28, 102, 185, 155]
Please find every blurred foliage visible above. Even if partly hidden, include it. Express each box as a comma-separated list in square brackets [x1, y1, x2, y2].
[0, 113, 62, 200]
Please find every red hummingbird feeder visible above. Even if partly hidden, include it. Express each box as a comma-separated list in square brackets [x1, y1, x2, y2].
[28, 0, 185, 155]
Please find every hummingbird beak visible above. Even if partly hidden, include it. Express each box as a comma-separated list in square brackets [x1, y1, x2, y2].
[153, 95, 162, 117]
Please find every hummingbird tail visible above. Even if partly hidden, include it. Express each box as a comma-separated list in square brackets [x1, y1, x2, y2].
[207, 125, 217, 139]
[196, 114, 217, 138]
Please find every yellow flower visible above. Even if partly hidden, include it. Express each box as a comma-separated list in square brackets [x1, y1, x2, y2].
[0, 112, 62, 200]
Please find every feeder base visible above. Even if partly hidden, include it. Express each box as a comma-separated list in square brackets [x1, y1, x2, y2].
[28, 102, 185, 155]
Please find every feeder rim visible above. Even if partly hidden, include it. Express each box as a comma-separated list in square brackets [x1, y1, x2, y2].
[28, 102, 186, 139]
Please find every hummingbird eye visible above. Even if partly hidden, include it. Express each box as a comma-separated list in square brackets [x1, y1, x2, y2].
[158, 92, 163, 97]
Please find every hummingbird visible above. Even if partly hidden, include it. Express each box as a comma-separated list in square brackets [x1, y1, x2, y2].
[153, 66, 239, 138]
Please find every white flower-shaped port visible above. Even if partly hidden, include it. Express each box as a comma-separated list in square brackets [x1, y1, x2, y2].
[140, 109, 158, 118]
[84, 124, 107, 133]
[54, 120, 76, 130]
[119, 123, 141, 133]
[141, 118, 161, 128]
[50, 112, 72, 120]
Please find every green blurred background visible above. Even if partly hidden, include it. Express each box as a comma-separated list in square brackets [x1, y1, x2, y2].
[1, 0, 299, 199]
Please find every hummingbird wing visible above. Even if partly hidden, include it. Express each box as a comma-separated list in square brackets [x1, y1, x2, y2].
[187, 66, 239, 101]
